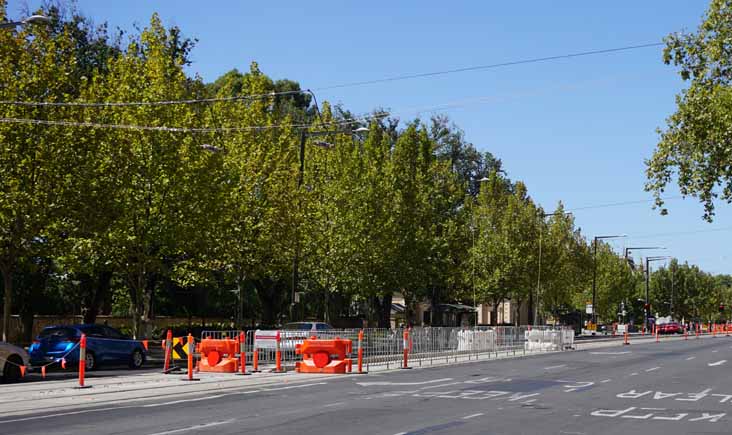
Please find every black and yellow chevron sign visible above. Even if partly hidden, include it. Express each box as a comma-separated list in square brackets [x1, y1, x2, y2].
[172, 337, 188, 360]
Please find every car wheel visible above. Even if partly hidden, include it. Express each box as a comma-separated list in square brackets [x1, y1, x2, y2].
[85, 351, 97, 371]
[2, 355, 24, 383]
[129, 349, 144, 369]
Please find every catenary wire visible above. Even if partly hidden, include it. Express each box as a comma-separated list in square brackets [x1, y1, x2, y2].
[0, 42, 664, 108]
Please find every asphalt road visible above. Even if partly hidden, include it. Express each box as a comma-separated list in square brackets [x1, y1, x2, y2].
[4, 337, 732, 435]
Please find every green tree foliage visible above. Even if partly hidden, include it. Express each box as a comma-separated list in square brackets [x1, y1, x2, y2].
[646, 0, 732, 221]
[2, 4, 730, 337]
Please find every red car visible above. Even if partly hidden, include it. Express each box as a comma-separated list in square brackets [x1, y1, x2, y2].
[657, 322, 682, 334]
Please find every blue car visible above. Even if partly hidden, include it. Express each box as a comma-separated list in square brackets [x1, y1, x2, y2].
[29, 324, 146, 370]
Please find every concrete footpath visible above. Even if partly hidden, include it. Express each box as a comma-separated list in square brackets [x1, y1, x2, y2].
[0, 331, 707, 417]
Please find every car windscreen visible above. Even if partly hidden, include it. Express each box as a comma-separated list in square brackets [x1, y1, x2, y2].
[39, 327, 78, 340]
[284, 323, 312, 330]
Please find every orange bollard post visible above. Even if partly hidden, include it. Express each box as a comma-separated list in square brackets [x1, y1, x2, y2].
[41, 365, 46, 379]
[237, 331, 250, 376]
[142, 340, 149, 351]
[182, 333, 199, 381]
[357, 329, 365, 374]
[252, 349, 260, 372]
[274, 330, 283, 373]
[77, 333, 91, 389]
[401, 329, 412, 369]
[163, 329, 173, 373]
[19, 365, 26, 378]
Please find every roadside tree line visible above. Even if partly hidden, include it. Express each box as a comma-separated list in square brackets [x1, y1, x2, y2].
[1, 4, 729, 340]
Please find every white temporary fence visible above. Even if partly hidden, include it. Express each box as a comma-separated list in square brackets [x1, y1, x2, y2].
[214, 325, 574, 372]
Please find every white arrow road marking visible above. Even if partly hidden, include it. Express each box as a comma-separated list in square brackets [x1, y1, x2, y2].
[357, 378, 452, 386]
[146, 419, 236, 435]
[709, 360, 727, 367]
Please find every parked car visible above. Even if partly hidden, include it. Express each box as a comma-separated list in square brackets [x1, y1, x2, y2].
[657, 322, 682, 334]
[0, 341, 30, 383]
[283, 322, 332, 331]
[29, 324, 147, 370]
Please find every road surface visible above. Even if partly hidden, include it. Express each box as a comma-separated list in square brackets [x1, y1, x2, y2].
[3, 336, 731, 435]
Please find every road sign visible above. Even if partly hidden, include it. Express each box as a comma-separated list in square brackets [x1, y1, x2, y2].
[172, 337, 188, 359]
[586, 304, 594, 314]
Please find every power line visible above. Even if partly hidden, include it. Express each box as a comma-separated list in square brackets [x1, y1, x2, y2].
[566, 196, 684, 212]
[316, 42, 664, 91]
[0, 41, 664, 108]
[630, 226, 732, 240]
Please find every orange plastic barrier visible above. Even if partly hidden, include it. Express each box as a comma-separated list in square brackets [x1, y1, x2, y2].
[198, 338, 238, 373]
[295, 337, 352, 374]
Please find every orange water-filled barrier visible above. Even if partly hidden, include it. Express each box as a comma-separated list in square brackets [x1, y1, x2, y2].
[198, 338, 239, 373]
[295, 337, 352, 374]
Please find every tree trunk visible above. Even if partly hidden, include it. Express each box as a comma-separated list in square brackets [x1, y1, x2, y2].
[19, 309, 34, 344]
[83, 270, 113, 324]
[2, 265, 13, 342]
[375, 293, 392, 328]
[491, 299, 500, 326]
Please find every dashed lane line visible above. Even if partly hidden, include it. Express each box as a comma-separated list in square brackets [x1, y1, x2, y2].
[601, 379, 611, 383]
[629, 372, 639, 376]
[463, 413, 484, 420]
[544, 364, 567, 370]
[709, 360, 727, 367]
[686, 356, 696, 360]
[645, 367, 661, 372]
[146, 420, 236, 435]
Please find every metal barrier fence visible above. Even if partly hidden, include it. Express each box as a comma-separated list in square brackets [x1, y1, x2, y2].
[204, 326, 574, 373]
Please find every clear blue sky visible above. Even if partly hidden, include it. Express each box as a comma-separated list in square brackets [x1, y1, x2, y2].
[9, 0, 730, 274]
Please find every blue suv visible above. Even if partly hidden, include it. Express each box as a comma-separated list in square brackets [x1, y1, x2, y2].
[29, 324, 146, 370]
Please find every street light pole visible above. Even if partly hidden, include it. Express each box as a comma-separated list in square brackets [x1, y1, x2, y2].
[592, 234, 626, 325]
[534, 211, 571, 326]
[472, 177, 489, 326]
[645, 255, 670, 330]
[0, 14, 51, 30]
[291, 126, 368, 322]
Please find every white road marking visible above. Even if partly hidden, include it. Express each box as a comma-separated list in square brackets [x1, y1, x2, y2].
[629, 372, 639, 376]
[142, 395, 226, 407]
[463, 413, 484, 420]
[393, 432, 407, 435]
[324, 402, 345, 407]
[645, 367, 661, 372]
[590, 351, 630, 355]
[709, 360, 727, 367]
[146, 419, 236, 435]
[357, 378, 452, 386]
[712, 350, 719, 353]
[523, 399, 537, 404]
[601, 379, 611, 383]
[419, 382, 462, 390]
[262, 382, 327, 392]
[686, 356, 696, 360]
[544, 364, 567, 370]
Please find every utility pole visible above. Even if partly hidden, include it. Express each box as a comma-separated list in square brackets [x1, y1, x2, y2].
[592, 234, 625, 326]
[534, 211, 571, 326]
[645, 256, 670, 331]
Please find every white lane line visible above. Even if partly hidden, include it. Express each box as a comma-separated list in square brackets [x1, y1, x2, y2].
[590, 351, 630, 355]
[645, 367, 661, 372]
[393, 432, 407, 435]
[712, 350, 719, 353]
[142, 395, 226, 407]
[146, 419, 235, 435]
[324, 402, 345, 408]
[463, 413, 484, 420]
[544, 364, 567, 370]
[601, 379, 611, 383]
[686, 356, 696, 360]
[357, 378, 452, 386]
[629, 372, 639, 376]
[262, 382, 327, 392]
[420, 382, 462, 390]
[709, 360, 727, 367]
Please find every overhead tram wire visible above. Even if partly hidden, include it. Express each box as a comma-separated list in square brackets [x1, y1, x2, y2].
[0, 41, 664, 108]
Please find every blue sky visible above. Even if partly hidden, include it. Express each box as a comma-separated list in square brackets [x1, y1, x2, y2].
[8, 1, 730, 274]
